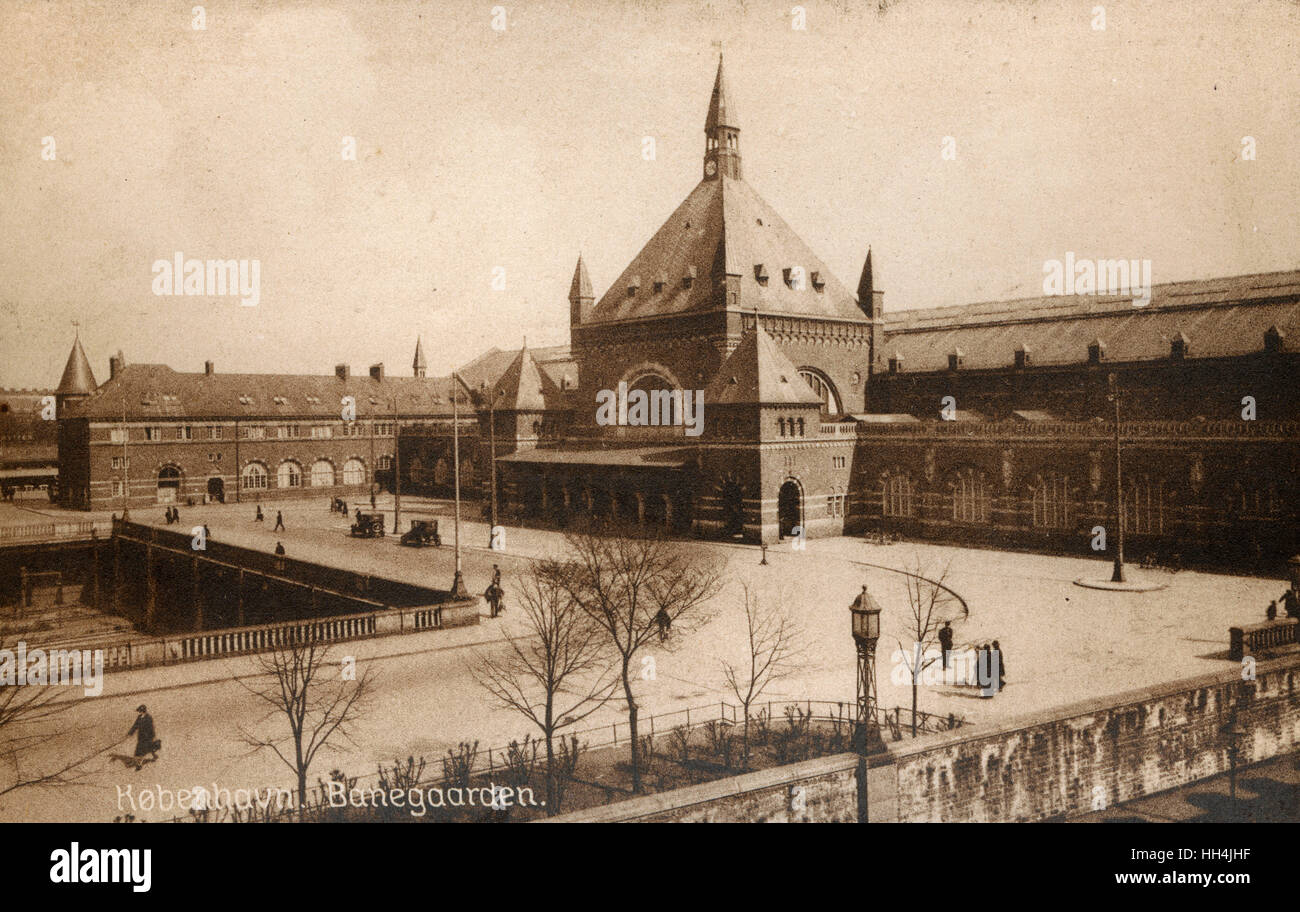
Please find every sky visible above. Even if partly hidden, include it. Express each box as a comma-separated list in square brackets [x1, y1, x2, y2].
[1, 0, 1298, 388]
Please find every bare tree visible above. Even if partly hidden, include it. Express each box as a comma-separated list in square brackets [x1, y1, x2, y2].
[235, 633, 373, 818]
[720, 584, 804, 768]
[540, 526, 721, 793]
[0, 636, 111, 797]
[473, 565, 617, 813]
[893, 558, 962, 735]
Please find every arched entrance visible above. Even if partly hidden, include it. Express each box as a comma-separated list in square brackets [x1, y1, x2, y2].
[721, 481, 744, 538]
[157, 466, 181, 504]
[778, 480, 802, 538]
[207, 476, 224, 503]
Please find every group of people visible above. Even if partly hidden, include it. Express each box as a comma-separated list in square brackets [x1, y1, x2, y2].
[938, 621, 1008, 697]
[161, 505, 181, 524]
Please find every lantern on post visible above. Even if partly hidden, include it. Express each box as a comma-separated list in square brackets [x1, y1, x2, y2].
[850, 584, 883, 825]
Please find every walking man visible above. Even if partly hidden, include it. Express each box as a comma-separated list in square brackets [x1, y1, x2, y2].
[274, 541, 286, 556]
[255, 504, 264, 522]
[274, 510, 285, 532]
[127, 705, 160, 767]
[991, 640, 1006, 693]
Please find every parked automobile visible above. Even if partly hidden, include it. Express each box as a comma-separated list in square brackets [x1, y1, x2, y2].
[350, 512, 386, 538]
[400, 519, 441, 548]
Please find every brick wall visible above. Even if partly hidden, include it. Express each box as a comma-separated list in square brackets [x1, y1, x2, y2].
[545, 653, 1300, 823]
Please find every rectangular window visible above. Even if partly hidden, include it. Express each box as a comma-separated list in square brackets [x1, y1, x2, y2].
[111, 456, 130, 469]
[178, 426, 193, 440]
[207, 426, 222, 440]
[311, 426, 332, 439]
[112, 480, 124, 496]
[145, 426, 164, 441]
[832, 456, 846, 469]
[243, 427, 265, 440]
[110, 428, 128, 443]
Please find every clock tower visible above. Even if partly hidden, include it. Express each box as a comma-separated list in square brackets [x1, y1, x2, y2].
[703, 56, 741, 181]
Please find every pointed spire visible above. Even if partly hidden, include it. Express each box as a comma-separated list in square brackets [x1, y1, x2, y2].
[705, 55, 738, 133]
[413, 336, 427, 377]
[703, 55, 742, 180]
[857, 247, 873, 303]
[569, 254, 593, 303]
[57, 332, 97, 397]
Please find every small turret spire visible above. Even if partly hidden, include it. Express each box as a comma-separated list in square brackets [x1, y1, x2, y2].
[569, 253, 594, 327]
[703, 55, 742, 181]
[413, 336, 427, 377]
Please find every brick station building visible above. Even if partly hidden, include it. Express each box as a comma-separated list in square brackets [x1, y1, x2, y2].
[53, 58, 1300, 569]
[464, 58, 1300, 568]
[57, 345, 476, 512]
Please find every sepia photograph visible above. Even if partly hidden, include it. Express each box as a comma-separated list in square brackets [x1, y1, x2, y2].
[1, 0, 1297, 892]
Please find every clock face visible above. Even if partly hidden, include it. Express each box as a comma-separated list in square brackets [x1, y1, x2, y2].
[705, 159, 717, 176]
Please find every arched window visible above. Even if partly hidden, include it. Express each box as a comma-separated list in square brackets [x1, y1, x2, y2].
[407, 456, 423, 483]
[310, 460, 334, 487]
[1031, 473, 1070, 529]
[342, 459, 365, 486]
[882, 471, 914, 518]
[434, 458, 450, 485]
[277, 461, 302, 489]
[460, 457, 475, 485]
[951, 468, 991, 523]
[1123, 476, 1166, 534]
[798, 368, 841, 417]
[626, 372, 678, 426]
[242, 462, 268, 490]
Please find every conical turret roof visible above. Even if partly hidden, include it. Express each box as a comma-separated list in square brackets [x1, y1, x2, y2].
[57, 335, 97, 396]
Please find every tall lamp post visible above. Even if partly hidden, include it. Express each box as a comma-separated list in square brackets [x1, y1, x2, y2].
[392, 395, 401, 535]
[479, 381, 503, 548]
[850, 584, 882, 824]
[1107, 372, 1126, 583]
[449, 374, 468, 599]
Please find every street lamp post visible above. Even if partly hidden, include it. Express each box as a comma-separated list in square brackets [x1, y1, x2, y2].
[449, 374, 468, 599]
[480, 381, 501, 548]
[850, 584, 882, 824]
[1107, 373, 1125, 583]
[392, 395, 401, 535]
[120, 400, 131, 521]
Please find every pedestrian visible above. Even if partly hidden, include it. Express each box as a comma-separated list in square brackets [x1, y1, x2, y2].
[275, 541, 286, 556]
[173, 506, 180, 524]
[370, 491, 377, 509]
[992, 640, 1006, 692]
[274, 510, 285, 532]
[203, 523, 211, 541]
[127, 705, 160, 766]
[431, 519, 440, 546]
[485, 582, 500, 618]
[1267, 600, 1278, 621]
[655, 607, 671, 642]
[355, 507, 362, 523]
[255, 504, 264, 522]
[341, 499, 348, 516]
[492, 564, 502, 588]
[938, 621, 954, 669]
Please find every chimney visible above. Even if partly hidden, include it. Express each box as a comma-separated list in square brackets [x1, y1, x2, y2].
[109, 356, 120, 380]
[369, 363, 385, 382]
[204, 360, 215, 376]
[335, 364, 350, 381]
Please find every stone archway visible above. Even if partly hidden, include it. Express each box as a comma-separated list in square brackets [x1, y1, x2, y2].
[778, 479, 802, 538]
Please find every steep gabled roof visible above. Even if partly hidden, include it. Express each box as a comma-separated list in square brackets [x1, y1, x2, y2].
[489, 345, 564, 412]
[57, 336, 97, 396]
[455, 343, 575, 395]
[587, 177, 864, 324]
[705, 322, 823, 406]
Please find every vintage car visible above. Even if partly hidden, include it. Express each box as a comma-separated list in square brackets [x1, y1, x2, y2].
[400, 519, 441, 548]
[350, 512, 386, 538]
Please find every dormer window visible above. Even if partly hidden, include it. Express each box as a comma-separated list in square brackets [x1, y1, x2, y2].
[1265, 325, 1285, 354]
[653, 273, 667, 293]
[754, 264, 769, 286]
[627, 275, 640, 297]
[1087, 339, 1106, 364]
[682, 266, 696, 289]
[783, 267, 804, 290]
[888, 353, 903, 374]
[1014, 345, 1030, 369]
[810, 271, 825, 291]
[1171, 332, 1189, 361]
[948, 349, 964, 372]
